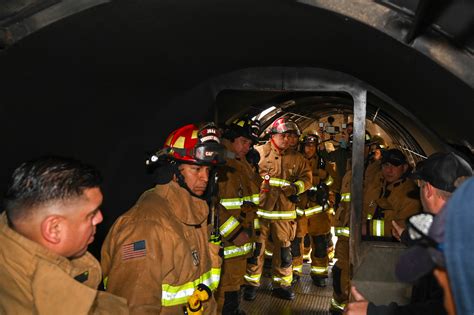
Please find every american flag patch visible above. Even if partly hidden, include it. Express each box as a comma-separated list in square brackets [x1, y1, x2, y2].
[122, 240, 146, 261]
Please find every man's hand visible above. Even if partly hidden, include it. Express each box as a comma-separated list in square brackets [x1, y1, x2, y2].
[344, 286, 369, 315]
[391, 220, 404, 242]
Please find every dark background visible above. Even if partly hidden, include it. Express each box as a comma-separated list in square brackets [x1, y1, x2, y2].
[0, 0, 472, 257]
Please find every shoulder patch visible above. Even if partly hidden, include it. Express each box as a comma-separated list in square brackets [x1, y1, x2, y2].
[122, 240, 147, 261]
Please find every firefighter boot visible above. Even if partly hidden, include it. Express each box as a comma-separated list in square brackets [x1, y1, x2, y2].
[272, 286, 295, 300]
[243, 285, 257, 301]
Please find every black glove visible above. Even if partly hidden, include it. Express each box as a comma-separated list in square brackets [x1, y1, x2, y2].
[307, 189, 318, 202]
[315, 183, 329, 206]
[288, 194, 301, 204]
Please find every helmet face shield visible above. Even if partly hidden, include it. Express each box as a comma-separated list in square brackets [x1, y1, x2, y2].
[193, 142, 226, 165]
[270, 118, 300, 135]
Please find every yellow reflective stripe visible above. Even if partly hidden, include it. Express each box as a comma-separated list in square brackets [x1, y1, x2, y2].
[325, 175, 334, 186]
[328, 249, 335, 260]
[244, 273, 261, 284]
[220, 194, 260, 209]
[372, 219, 385, 236]
[328, 207, 335, 215]
[224, 242, 254, 259]
[296, 207, 305, 216]
[264, 249, 273, 257]
[243, 194, 260, 205]
[273, 274, 293, 287]
[335, 227, 350, 237]
[220, 216, 240, 237]
[331, 298, 346, 311]
[103, 276, 108, 290]
[268, 177, 291, 187]
[161, 268, 221, 306]
[254, 218, 260, 230]
[311, 266, 328, 275]
[220, 198, 242, 209]
[257, 209, 296, 220]
[309, 185, 318, 191]
[305, 205, 324, 217]
[303, 251, 312, 261]
[367, 214, 373, 220]
[294, 180, 305, 194]
[293, 264, 303, 273]
[341, 193, 351, 202]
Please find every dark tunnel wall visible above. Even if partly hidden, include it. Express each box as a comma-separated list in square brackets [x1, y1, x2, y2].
[0, 0, 473, 257]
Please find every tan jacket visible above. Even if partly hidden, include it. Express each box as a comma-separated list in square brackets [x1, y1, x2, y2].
[0, 213, 128, 315]
[101, 181, 218, 315]
[301, 155, 331, 234]
[256, 141, 312, 219]
[217, 139, 262, 261]
[363, 176, 421, 237]
[334, 169, 352, 236]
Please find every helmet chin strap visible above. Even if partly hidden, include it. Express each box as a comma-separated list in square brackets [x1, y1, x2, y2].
[171, 162, 203, 199]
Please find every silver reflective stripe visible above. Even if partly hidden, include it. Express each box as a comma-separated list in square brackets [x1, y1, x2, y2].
[325, 175, 334, 186]
[257, 209, 297, 220]
[272, 274, 293, 286]
[311, 266, 328, 275]
[296, 208, 305, 216]
[372, 219, 384, 236]
[268, 177, 291, 187]
[244, 273, 261, 284]
[305, 205, 324, 217]
[161, 268, 221, 306]
[294, 180, 305, 194]
[220, 216, 240, 237]
[224, 243, 254, 259]
[335, 227, 350, 237]
[341, 193, 351, 202]
[220, 198, 242, 209]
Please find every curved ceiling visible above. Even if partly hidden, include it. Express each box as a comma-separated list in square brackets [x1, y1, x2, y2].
[0, 0, 472, 256]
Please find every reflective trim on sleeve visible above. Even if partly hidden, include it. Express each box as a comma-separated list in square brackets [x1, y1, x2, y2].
[296, 207, 305, 216]
[311, 266, 328, 276]
[304, 205, 324, 217]
[294, 180, 305, 195]
[340, 193, 351, 202]
[220, 216, 240, 238]
[244, 273, 261, 285]
[264, 249, 273, 257]
[324, 175, 334, 186]
[335, 227, 350, 237]
[372, 219, 385, 237]
[224, 242, 254, 259]
[268, 177, 292, 187]
[272, 274, 293, 287]
[309, 185, 318, 191]
[220, 193, 260, 210]
[243, 194, 260, 205]
[220, 198, 243, 209]
[161, 268, 221, 306]
[257, 209, 297, 220]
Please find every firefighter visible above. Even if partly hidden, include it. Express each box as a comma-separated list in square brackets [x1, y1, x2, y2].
[215, 116, 262, 315]
[101, 123, 226, 314]
[243, 117, 312, 301]
[363, 149, 421, 240]
[331, 159, 352, 314]
[0, 156, 129, 314]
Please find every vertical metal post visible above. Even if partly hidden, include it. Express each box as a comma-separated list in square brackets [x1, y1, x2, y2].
[349, 89, 367, 269]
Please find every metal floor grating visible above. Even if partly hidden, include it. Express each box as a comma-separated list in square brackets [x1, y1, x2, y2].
[241, 263, 333, 315]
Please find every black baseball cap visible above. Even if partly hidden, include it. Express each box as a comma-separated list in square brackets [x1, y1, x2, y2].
[410, 152, 472, 193]
[381, 149, 407, 166]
